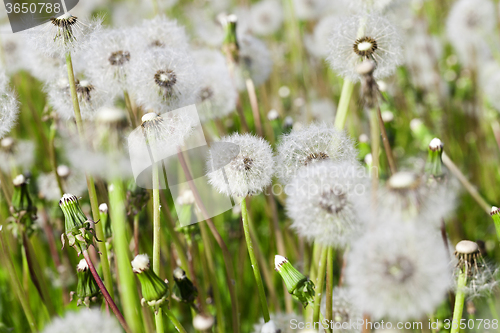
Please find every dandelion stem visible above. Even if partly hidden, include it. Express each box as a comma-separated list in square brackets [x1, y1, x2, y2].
[109, 179, 144, 333]
[312, 246, 328, 324]
[245, 78, 263, 137]
[334, 79, 354, 130]
[123, 90, 138, 128]
[176, 150, 240, 333]
[65, 51, 115, 299]
[369, 107, 380, 191]
[82, 249, 131, 333]
[325, 247, 334, 333]
[241, 197, 271, 321]
[48, 123, 64, 196]
[442, 152, 490, 214]
[451, 268, 467, 333]
[376, 106, 396, 174]
[0, 228, 37, 332]
[163, 307, 188, 333]
[487, 298, 499, 321]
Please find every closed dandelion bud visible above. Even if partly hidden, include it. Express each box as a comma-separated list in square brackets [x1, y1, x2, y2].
[491, 207, 500, 240]
[98, 203, 111, 239]
[275, 255, 315, 307]
[426, 138, 444, 178]
[59, 194, 99, 256]
[132, 254, 169, 313]
[172, 268, 198, 307]
[72, 259, 101, 307]
[10, 175, 37, 232]
[222, 14, 240, 62]
[193, 314, 215, 331]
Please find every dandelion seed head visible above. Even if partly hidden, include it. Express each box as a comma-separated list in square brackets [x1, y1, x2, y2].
[77, 258, 89, 272]
[305, 14, 341, 58]
[292, 0, 329, 20]
[99, 203, 108, 213]
[207, 133, 275, 198]
[234, 34, 273, 91]
[193, 314, 215, 331]
[286, 161, 369, 247]
[327, 14, 402, 82]
[129, 47, 199, 113]
[446, 0, 496, 67]
[41, 309, 121, 333]
[250, 0, 284, 36]
[275, 123, 358, 185]
[37, 168, 87, 201]
[132, 16, 189, 51]
[321, 287, 362, 333]
[193, 49, 237, 122]
[0, 71, 19, 140]
[0, 140, 35, 173]
[252, 313, 305, 333]
[346, 221, 451, 320]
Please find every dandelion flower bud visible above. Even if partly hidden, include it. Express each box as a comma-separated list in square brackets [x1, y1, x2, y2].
[426, 138, 444, 178]
[347, 221, 451, 320]
[57, 165, 71, 178]
[327, 14, 402, 82]
[98, 203, 111, 239]
[275, 123, 358, 185]
[10, 174, 37, 236]
[72, 259, 101, 307]
[59, 194, 99, 255]
[0, 71, 19, 139]
[491, 207, 500, 235]
[131, 254, 170, 313]
[286, 161, 369, 247]
[40, 309, 121, 333]
[275, 255, 315, 307]
[207, 133, 274, 198]
[172, 268, 198, 307]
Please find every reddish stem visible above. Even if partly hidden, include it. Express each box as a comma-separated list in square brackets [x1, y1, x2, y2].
[82, 250, 131, 333]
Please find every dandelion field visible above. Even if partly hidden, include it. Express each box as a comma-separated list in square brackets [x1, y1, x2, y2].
[1, 0, 500, 332]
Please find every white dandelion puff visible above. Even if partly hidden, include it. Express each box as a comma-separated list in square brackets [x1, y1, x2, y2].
[0, 138, 34, 173]
[327, 14, 402, 82]
[292, 0, 329, 21]
[193, 49, 237, 122]
[28, 13, 102, 57]
[83, 28, 136, 96]
[286, 161, 370, 248]
[128, 47, 199, 113]
[207, 133, 275, 198]
[37, 166, 87, 201]
[234, 34, 273, 91]
[446, 0, 496, 67]
[252, 313, 305, 333]
[275, 123, 358, 185]
[346, 221, 451, 320]
[305, 14, 342, 59]
[132, 15, 189, 51]
[0, 71, 19, 139]
[321, 287, 362, 333]
[250, 0, 284, 36]
[41, 309, 121, 333]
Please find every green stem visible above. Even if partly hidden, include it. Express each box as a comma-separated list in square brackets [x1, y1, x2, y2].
[48, 123, 64, 197]
[152, 162, 164, 332]
[240, 198, 270, 322]
[65, 52, 114, 299]
[163, 307, 188, 333]
[123, 90, 138, 128]
[312, 246, 328, 324]
[334, 79, 354, 130]
[370, 107, 380, 191]
[0, 228, 37, 332]
[487, 298, 499, 321]
[451, 269, 467, 333]
[109, 179, 143, 333]
[325, 247, 334, 333]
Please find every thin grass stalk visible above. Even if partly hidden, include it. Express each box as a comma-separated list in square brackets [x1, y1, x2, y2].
[369, 107, 380, 191]
[450, 268, 467, 333]
[199, 222, 225, 333]
[241, 198, 271, 321]
[325, 247, 334, 333]
[151, 162, 164, 332]
[0, 227, 37, 332]
[312, 246, 328, 324]
[82, 249, 131, 333]
[245, 78, 263, 137]
[376, 106, 396, 174]
[176, 150, 240, 333]
[109, 179, 143, 332]
[123, 90, 138, 128]
[48, 123, 64, 196]
[442, 152, 490, 214]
